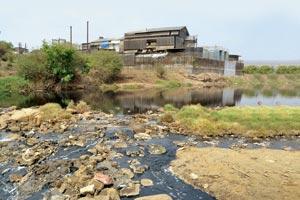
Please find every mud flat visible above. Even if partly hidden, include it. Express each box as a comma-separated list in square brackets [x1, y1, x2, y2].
[170, 147, 300, 200]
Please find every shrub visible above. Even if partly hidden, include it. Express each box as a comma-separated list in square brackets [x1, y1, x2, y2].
[17, 43, 89, 87]
[84, 51, 123, 83]
[243, 65, 274, 74]
[276, 65, 300, 74]
[155, 64, 166, 79]
[43, 43, 89, 83]
[0, 41, 14, 61]
[17, 51, 51, 83]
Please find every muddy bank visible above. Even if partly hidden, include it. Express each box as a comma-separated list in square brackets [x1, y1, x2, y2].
[0, 104, 299, 200]
[170, 147, 300, 200]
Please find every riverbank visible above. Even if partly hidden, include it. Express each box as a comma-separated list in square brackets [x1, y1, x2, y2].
[161, 104, 300, 138]
[0, 103, 299, 200]
[170, 147, 300, 200]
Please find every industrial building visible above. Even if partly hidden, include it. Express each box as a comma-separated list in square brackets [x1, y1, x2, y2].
[82, 37, 123, 52]
[123, 26, 197, 54]
[81, 26, 244, 75]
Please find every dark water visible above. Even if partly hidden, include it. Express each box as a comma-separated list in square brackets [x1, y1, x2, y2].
[16, 87, 300, 114]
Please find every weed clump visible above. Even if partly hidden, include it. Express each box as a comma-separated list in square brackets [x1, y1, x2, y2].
[39, 103, 72, 121]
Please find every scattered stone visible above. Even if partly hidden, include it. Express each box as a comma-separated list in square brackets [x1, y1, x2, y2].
[113, 141, 128, 149]
[98, 188, 120, 200]
[120, 183, 140, 197]
[88, 179, 104, 194]
[141, 178, 153, 187]
[190, 173, 198, 180]
[135, 194, 173, 200]
[120, 168, 134, 179]
[80, 184, 95, 196]
[126, 147, 145, 157]
[148, 144, 167, 155]
[94, 172, 113, 185]
[9, 173, 23, 183]
[134, 133, 151, 140]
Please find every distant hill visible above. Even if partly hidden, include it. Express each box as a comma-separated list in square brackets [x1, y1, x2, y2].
[245, 60, 300, 66]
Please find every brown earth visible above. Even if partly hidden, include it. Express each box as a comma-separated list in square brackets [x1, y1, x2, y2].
[115, 68, 227, 89]
[170, 147, 300, 200]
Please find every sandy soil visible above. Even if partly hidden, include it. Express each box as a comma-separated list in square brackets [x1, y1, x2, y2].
[170, 147, 300, 200]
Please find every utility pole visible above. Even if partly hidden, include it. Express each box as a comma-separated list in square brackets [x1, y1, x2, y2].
[70, 26, 73, 46]
[86, 21, 89, 52]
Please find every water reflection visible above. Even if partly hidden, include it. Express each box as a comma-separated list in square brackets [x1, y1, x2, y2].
[16, 87, 300, 114]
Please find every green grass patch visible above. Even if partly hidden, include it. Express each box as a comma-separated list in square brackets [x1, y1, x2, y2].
[162, 104, 300, 138]
[0, 76, 29, 107]
[155, 80, 182, 89]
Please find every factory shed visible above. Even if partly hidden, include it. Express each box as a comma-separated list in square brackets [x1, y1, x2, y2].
[123, 26, 195, 53]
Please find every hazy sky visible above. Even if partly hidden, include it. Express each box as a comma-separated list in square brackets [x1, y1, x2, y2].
[1, 0, 299, 60]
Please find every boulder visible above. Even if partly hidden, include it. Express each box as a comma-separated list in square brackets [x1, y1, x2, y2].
[148, 144, 167, 155]
[94, 172, 113, 185]
[140, 178, 153, 187]
[98, 188, 120, 200]
[134, 133, 151, 140]
[120, 183, 140, 197]
[135, 194, 173, 200]
[80, 184, 95, 196]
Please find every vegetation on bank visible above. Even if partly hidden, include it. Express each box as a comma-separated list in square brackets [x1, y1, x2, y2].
[243, 65, 300, 74]
[0, 76, 29, 107]
[228, 74, 300, 95]
[161, 104, 300, 137]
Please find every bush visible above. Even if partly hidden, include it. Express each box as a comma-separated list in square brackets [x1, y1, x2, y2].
[84, 51, 123, 83]
[43, 43, 89, 83]
[243, 65, 274, 74]
[17, 43, 89, 87]
[0, 41, 14, 61]
[155, 64, 166, 79]
[17, 51, 51, 83]
[276, 65, 300, 74]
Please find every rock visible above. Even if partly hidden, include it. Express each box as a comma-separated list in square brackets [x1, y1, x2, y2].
[80, 184, 95, 196]
[26, 137, 39, 146]
[134, 133, 151, 140]
[0, 119, 7, 130]
[135, 194, 173, 200]
[190, 173, 198, 180]
[9, 125, 21, 132]
[120, 183, 140, 197]
[88, 179, 104, 194]
[94, 172, 113, 185]
[9, 173, 23, 182]
[9, 108, 38, 122]
[148, 144, 167, 155]
[130, 164, 149, 174]
[98, 188, 120, 200]
[120, 168, 134, 179]
[131, 124, 146, 134]
[141, 178, 153, 187]
[126, 147, 145, 157]
[113, 141, 128, 149]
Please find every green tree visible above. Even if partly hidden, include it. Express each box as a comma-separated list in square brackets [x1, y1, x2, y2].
[42, 43, 89, 83]
[17, 43, 89, 88]
[0, 41, 14, 61]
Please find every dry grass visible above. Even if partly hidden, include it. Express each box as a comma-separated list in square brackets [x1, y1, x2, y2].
[163, 104, 300, 137]
[171, 147, 300, 200]
[67, 100, 90, 114]
[39, 103, 72, 121]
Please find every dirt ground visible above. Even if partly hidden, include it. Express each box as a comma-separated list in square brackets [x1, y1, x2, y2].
[116, 68, 227, 89]
[170, 147, 300, 200]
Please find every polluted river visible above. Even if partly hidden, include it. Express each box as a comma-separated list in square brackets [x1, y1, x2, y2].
[0, 87, 299, 200]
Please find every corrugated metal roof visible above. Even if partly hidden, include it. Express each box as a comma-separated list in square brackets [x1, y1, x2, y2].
[126, 26, 187, 35]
